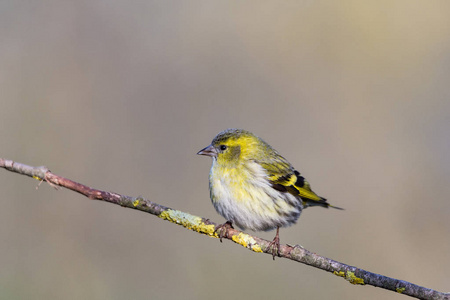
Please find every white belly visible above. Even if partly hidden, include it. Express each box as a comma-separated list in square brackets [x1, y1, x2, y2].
[209, 161, 302, 231]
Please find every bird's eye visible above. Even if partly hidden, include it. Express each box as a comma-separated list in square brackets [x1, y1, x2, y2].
[219, 145, 227, 151]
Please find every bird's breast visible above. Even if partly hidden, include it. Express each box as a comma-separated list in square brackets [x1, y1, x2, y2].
[208, 161, 302, 231]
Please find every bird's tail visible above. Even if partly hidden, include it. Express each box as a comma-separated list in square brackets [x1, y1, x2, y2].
[303, 198, 344, 210]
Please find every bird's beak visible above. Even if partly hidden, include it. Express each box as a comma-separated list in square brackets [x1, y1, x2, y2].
[197, 145, 217, 157]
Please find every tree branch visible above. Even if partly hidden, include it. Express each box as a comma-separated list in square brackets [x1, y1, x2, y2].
[1, 158, 448, 300]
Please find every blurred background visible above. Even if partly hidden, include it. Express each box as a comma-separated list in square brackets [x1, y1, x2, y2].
[1, 1, 449, 299]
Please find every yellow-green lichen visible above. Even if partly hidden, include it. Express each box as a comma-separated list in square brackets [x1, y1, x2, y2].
[231, 232, 263, 253]
[334, 271, 365, 285]
[396, 287, 405, 293]
[159, 209, 217, 236]
[334, 271, 345, 277]
[133, 199, 140, 207]
[33, 176, 43, 181]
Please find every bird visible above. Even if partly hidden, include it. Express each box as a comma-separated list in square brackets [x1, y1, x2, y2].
[197, 128, 342, 259]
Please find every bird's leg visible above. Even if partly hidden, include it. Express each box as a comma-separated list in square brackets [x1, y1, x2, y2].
[215, 220, 234, 242]
[267, 226, 281, 260]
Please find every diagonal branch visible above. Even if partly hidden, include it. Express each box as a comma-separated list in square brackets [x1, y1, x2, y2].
[1, 158, 448, 300]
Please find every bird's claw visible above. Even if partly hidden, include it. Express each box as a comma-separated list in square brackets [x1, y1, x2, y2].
[267, 227, 281, 260]
[268, 235, 281, 260]
[215, 220, 234, 242]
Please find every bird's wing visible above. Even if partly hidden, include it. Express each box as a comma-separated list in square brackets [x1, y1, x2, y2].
[258, 155, 330, 208]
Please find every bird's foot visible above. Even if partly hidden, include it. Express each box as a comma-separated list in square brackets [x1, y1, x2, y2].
[215, 220, 234, 242]
[267, 227, 281, 260]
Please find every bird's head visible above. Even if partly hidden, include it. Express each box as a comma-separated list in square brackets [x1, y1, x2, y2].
[197, 128, 268, 167]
